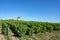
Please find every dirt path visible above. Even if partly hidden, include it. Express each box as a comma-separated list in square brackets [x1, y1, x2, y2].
[0, 34, 5, 40]
[0, 27, 5, 40]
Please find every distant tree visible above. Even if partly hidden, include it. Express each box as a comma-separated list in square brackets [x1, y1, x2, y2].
[17, 16, 20, 20]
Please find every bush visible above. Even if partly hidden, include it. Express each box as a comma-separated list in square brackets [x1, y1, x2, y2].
[2, 22, 8, 35]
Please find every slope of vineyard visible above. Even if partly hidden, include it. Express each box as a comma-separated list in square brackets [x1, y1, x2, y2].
[0, 20, 60, 40]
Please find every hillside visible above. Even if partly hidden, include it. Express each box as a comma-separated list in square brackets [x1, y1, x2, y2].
[0, 20, 60, 40]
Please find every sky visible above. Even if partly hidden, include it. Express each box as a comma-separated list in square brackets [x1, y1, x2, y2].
[0, 0, 60, 23]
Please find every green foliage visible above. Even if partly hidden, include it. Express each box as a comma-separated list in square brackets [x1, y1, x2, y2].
[0, 20, 2, 27]
[1, 20, 60, 37]
[2, 22, 8, 35]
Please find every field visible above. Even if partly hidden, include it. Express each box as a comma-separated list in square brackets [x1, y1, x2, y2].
[0, 20, 60, 40]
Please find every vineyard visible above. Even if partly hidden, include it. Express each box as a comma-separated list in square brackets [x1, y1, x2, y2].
[0, 20, 60, 40]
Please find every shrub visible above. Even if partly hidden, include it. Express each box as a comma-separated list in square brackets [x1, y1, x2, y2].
[2, 22, 8, 35]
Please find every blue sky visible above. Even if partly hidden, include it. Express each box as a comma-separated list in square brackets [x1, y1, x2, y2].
[0, 0, 60, 22]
